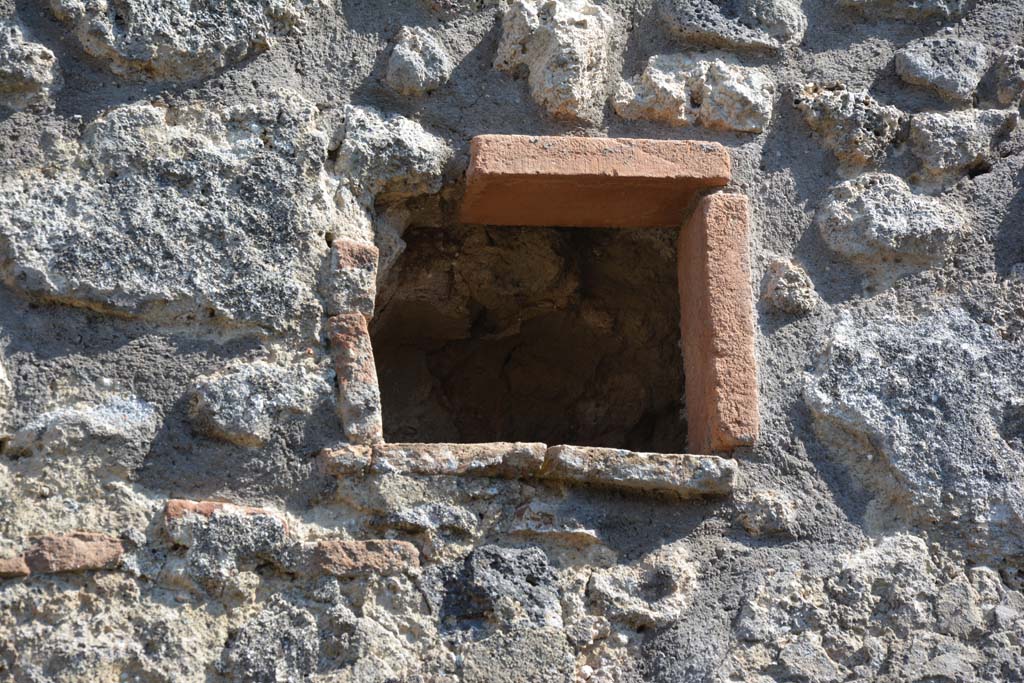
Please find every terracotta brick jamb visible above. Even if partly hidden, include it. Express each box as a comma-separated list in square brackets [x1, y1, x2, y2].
[459, 134, 731, 228]
[678, 193, 759, 453]
[328, 313, 384, 445]
[0, 532, 124, 580]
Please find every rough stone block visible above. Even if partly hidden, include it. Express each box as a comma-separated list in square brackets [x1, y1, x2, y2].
[322, 239, 379, 318]
[317, 445, 373, 476]
[678, 193, 759, 453]
[540, 445, 737, 497]
[459, 135, 730, 228]
[24, 532, 123, 574]
[328, 313, 384, 445]
[307, 539, 420, 577]
[372, 442, 547, 477]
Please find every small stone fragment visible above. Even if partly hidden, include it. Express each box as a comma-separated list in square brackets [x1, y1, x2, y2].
[909, 109, 1017, 180]
[839, 0, 967, 20]
[328, 313, 384, 445]
[306, 539, 420, 577]
[371, 442, 547, 477]
[320, 239, 379, 318]
[0, 20, 59, 110]
[465, 545, 562, 628]
[0, 555, 30, 578]
[794, 83, 906, 166]
[737, 489, 798, 537]
[816, 173, 965, 268]
[895, 34, 988, 103]
[540, 445, 737, 497]
[994, 47, 1024, 105]
[220, 596, 319, 683]
[510, 501, 602, 545]
[6, 396, 159, 475]
[588, 542, 696, 628]
[24, 532, 123, 574]
[189, 357, 330, 447]
[762, 258, 818, 314]
[335, 105, 452, 205]
[742, 0, 807, 45]
[614, 53, 774, 133]
[657, 0, 783, 53]
[50, 0, 313, 80]
[494, 0, 615, 121]
[386, 26, 454, 96]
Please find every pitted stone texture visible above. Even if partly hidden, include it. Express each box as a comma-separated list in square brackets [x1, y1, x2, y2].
[335, 105, 452, 205]
[164, 499, 290, 592]
[994, 47, 1024, 106]
[6, 396, 159, 475]
[795, 83, 906, 167]
[328, 313, 384, 445]
[541, 445, 737, 497]
[805, 310, 1024, 570]
[50, 0, 314, 80]
[386, 26, 454, 96]
[614, 53, 774, 133]
[320, 239, 379, 318]
[494, 0, 615, 121]
[816, 173, 965, 269]
[0, 93, 336, 338]
[762, 258, 818, 315]
[459, 134, 730, 228]
[371, 442, 548, 477]
[678, 193, 759, 453]
[895, 34, 988, 103]
[839, 0, 968, 20]
[305, 539, 420, 578]
[0, 20, 60, 110]
[220, 596, 318, 683]
[466, 545, 562, 628]
[657, 0, 806, 53]
[189, 356, 331, 447]
[24, 532, 123, 574]
[909, 109, 1018, 181]
[589, 541, 696, 628]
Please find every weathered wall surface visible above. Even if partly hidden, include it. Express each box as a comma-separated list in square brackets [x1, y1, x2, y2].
[1, 0, 1023, 681]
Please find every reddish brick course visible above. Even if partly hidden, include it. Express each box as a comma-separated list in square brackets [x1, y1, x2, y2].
[307, 539, 420, 578]
[678, 193, 759, 453]
[459, 135, 731, 228]
[328, 313, 384, 445]
[23, 532, 123, 574]
[164, 499, 281, 522]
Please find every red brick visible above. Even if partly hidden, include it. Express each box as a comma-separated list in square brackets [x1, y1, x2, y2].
[328, 313, 384, 445]
[308, 539, 419, 578]
[678, 193, 759, 453]
[459, 135, 731, 228]
[0, 555, 30, 578]
[24, 532, 123, 574]
[164, 499, 279, 522]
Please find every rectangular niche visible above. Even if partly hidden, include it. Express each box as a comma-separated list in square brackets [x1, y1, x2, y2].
[353, 135, 758, 456]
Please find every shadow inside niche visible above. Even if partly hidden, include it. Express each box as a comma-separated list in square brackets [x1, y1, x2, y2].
[371, 223, 687, 452]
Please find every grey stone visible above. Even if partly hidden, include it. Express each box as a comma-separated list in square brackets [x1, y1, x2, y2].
[6, 395, 159, 475]
[815, 173, 965, 269]
[736, 488, 798, 537]
[762, 258, 818, 314]
[589, 542, 696, 628]
[795, 83, 906, 167]
[994, 47, 1024, 106]
[494, 0, 615, 121]
[839, 0, 968, 20]
[540, 445, 738, 497]
[657, 0, 781, 53]
[460, 627, 574, 683]
[0, 354, 10, 428]
[0, 20, 59, 110]
[895, 34, 988, 102]
[465, 544, 562, 628]
[335, 105, 452, 205]
[220, 596, 319, 683]
[0, 93, 337, 338]
[189, 356, 331, 447]
[386, 26, 454, 96]
[909, 109, 1018, 180]
[50, 0, 314, 80]
[614, 53, 775, 133]
[804, 309, 1024, 569]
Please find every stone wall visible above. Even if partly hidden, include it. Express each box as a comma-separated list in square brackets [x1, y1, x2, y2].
[1, 0, 1024, 681]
